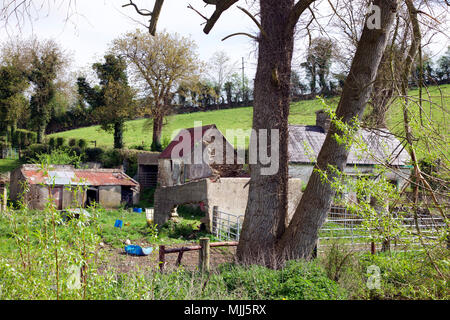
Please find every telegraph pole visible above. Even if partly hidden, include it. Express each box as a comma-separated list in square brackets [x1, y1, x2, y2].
[241, 57, 245, 104]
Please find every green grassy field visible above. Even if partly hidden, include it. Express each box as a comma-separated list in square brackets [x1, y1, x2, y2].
[0, 159, 21, 173]
[49, 85, 448, 154]
[49, 97, 336, 149]
[0, 84, 446, 174]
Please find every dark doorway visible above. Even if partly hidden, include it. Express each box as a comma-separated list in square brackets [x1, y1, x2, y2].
[86, 187, 99, 208]
[121, 186, 133, 208]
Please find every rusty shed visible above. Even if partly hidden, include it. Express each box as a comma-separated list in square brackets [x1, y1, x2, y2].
[10, 164, 140, 210]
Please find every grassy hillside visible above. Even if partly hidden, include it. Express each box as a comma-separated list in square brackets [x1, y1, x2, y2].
[49, 97, 337, 149]
[0, 159, 21, 174]
[49, 84, 448, 159]
[5, 83, 445, 160]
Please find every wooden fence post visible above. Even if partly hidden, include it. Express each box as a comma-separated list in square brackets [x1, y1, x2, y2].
[371, 241, 376, 255]
[1, 185, 6, 212]
[199, 238, 210, 273]
[159, 245, 166, 272]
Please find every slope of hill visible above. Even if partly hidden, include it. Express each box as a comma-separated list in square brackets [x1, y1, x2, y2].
[0, 83, 441, 164]
[49, 98, 335, 149]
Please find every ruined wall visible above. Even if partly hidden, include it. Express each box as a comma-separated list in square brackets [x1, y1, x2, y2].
[99, 186, 122, 208]
[26, 185, 49, 210]
[154, 178, 303, 231]
[9, 169, 25, 202]
[154, 179, 209, 226]
[62, 188, 86, 209]
[138, 152, 160, 166]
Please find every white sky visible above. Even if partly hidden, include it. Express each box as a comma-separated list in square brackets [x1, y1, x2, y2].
[0, 1, 448, 83]
[0, 0, 260, 79]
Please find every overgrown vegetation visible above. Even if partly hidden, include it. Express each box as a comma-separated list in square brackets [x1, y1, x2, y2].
[0, 196, 448, 300]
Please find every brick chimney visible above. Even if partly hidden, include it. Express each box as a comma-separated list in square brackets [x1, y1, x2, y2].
[315, 110, 331, 133]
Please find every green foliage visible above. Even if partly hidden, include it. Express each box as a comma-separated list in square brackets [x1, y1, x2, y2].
[28, 42, 64, 143]
[56, 137, 66, 148]
[78, 139, 87, 149]
[356, 250, 449, 300]
[0, 65, 29, 135]
[24, 144, 48, 159]
[85, 147, 104, 162]
[219, 260, 347, 300]
[31, 148, 83, 168]
[48, 137, 56, 150]
[68, 138, 77, 147]
[77, 54, 136, 150]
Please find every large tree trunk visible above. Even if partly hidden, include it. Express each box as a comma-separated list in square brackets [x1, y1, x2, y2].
[113, 121, 124, 149]
[151, 113, 164, 152]
[37, 124, 46, 145]
[236, 0, 295, 266]
[277, 0, 399, 260]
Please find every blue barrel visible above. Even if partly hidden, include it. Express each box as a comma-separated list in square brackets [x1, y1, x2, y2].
[133, 208, 143, 213]
[114, 220, 123, 228]
[125, 245, 143, 256]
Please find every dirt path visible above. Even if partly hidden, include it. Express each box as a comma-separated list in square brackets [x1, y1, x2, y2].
[99, 241, 237, 274]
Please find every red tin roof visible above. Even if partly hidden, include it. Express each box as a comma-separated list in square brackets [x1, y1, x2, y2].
[21, 167, 138, 187]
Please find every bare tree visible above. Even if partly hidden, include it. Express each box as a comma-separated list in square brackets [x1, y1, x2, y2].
[112, 29, 202, 151]
[208, 51, 237, 104]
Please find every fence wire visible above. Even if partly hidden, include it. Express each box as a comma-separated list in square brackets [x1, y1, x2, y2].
[210, 207, 244, 241]
[207, 205, 448, 252]
[318, 206, 448, 253]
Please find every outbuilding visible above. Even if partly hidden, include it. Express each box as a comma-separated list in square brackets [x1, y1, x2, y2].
[10, 164, 140, 210]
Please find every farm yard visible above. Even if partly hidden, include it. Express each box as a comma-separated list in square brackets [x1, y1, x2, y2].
[0, 203, 448, 300]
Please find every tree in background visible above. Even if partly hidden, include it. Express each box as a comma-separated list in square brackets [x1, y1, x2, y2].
[112, 30, 202, 151]
[208, 51, 236, 105]
[77, 54, 136, 149]
[0, 64, 29, 144]
[28, 40, 66, 144]
[290, 70, 307, 97]
[301, 37, 335, 96]
[436, 46, 450, 82]
[224, 81, 234, 106]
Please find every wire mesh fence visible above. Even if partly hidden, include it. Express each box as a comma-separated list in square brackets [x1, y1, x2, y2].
[211, 206, 244, 241]
[1, 147, 19, 160]
[207, 205, 448, 253]
[318, 206, 448, 253]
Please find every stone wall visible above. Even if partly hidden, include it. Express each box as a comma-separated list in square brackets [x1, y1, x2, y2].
[154, 178, 303, 231]
[99, 186, 122, 208]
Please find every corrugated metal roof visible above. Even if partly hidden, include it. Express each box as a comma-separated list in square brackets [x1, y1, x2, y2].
[159, 124, 219, 159]
[21, 167, 138, 187]
[288, 125, 411, 166]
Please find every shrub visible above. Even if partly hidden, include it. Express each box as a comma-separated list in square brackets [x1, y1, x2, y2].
[68, 138, 77, 147]
[48, 137, 56, 150]
[31, 148, 83, 168]
[85, 147, 104, 162]
[27, 132, 37, 145]
[219, 260, 347, 300]
[357, 250, 449, 300]
[56, 137, 66, 147]
[24, 144, 48, 160]
[78, 139, 87, 149]
[100, 149, 123, 168]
